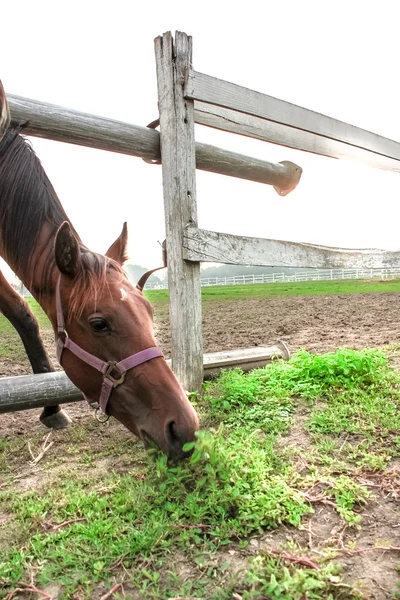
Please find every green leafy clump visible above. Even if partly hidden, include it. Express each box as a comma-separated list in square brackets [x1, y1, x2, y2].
[204, 348, 392, 436]
[204, 368, 295, 433]
[331, 475, 369, 524]
[256, 348, 390, 400]
[206, 348, 390, 405]
[303, 350, 400, 438]
[308, 387, 400, 437]
[155, 428, 310, 536]
[242, 554, 361, 599]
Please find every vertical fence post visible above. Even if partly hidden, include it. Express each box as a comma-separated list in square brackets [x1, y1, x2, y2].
[154, 32, 203, 392]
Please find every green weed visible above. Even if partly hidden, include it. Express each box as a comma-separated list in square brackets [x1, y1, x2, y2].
[242, 553, 361, 599]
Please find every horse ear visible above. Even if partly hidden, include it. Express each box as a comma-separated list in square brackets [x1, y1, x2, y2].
[55, 222, 81, 277]
[105, 222, 129, 265]
[0, 80, 10, 142]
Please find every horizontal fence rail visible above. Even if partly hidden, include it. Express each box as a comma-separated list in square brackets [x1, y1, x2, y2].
[0, 344, 290, 413]
[187, 71, 400, 172]
[193, 102, 400, 172]
[8, 95, 301, 194]
[182, 227, 400, 269]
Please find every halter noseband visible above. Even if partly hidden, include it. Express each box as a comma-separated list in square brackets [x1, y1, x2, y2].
[55, 276, 164, 414]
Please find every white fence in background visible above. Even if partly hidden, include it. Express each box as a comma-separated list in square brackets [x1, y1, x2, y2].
[144, 267, 400, 290]
[15, 267, 400, 296]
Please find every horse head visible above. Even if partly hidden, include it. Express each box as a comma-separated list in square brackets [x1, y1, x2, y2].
[51, 221, 199, 459]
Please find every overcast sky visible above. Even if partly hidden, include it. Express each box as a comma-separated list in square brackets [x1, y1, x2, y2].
[1, 0, 400, 281]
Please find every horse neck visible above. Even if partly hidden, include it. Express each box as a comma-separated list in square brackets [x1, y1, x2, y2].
[9, 221, 60, 317]
[0, 128, 69, 302]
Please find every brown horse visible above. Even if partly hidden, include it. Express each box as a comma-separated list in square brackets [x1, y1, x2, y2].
[0, 88, 199, 459]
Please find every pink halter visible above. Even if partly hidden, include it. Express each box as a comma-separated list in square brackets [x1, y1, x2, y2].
[55, 276, 164, 413]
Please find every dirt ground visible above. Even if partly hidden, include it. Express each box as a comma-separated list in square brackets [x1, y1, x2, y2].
[1, 291, 400, 599]
[2, 291, 400, 438]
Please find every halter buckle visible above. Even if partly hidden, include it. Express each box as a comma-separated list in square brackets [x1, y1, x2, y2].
[95, 406, 110, 423]
[104, 361, 126, 387]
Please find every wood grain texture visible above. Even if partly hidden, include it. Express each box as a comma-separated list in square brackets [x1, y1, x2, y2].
[195, 141, 302, 195]
[0, 344, 290, 413]
[183, 227, 400, 269]
[194, 102, 400, 172]
[0, 372, 83, 413]
[9, 94, 162, 160]
[8, 95, 299, 192]
[202, 342, 290, 378]
[187, 71, 400, 164]
[155, 31, 204, 391]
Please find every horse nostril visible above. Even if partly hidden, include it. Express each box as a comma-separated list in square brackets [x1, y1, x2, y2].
[166, 420, 194, 458]
[167, 421, 180, 447]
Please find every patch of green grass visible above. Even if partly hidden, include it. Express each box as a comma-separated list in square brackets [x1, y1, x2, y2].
[330, 475, 369, 525]
[311, 436, 392, 472]
[204, 348, 391, 419]
[296, 350, 400, 462]
[145, 277, 400, 304]
[0, 297, 51, 362]
[0, 437, 26, 473]
[25, 298, 51, 329]
[242, 553, 362, 599]
[0, 298, 50, 335]
[308, 387, 400, 436]
[2, 348, 400, 598]
[0, 330, 32, 360]
[0, 427, 310, 592]
[203, 367, 295, 433]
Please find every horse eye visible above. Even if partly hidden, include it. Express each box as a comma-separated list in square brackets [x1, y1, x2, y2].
[89, 317, 110, 332]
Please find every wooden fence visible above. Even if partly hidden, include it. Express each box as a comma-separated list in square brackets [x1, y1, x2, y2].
[154, 31, 400, 391]
[4, 30, 400, 398]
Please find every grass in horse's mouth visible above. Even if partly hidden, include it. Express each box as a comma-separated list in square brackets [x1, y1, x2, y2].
[141, 430, 159, 450]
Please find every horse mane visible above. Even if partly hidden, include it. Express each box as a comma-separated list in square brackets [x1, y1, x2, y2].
[0, 126, 69, 274]
[0, 126, 124, 318]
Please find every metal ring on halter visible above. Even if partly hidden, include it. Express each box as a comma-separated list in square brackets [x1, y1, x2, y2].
[95, 406, 110, 423]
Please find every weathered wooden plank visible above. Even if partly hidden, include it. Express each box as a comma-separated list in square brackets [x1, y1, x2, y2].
[202, 342, 290, 378]
[0, 372, 83, 413]
[194, 102, 400, 173]
[183, 226, 400, 269]
[9, 94, 162, 160]
[187, 71, 400, 163]
[155, 32, 204, 391]
[0, 345, 290, 413]
[8, 94, 300, 194]
[195, 143, 301, 195]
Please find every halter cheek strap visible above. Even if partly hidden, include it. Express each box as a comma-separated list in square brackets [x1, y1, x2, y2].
[55, 277, 163, 413]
